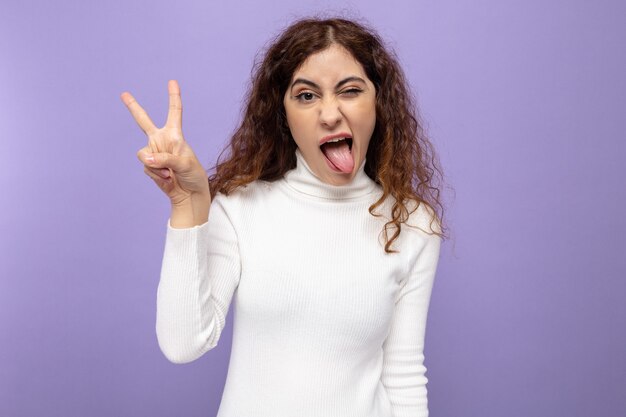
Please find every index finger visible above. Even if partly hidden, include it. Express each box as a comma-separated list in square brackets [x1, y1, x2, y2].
[120, 91, 157, 135]
[165, 80, 182, 129]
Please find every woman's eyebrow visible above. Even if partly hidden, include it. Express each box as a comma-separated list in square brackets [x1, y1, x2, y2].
[290, 76, 367, 90]
[335, 76, 366, 89]
[291, 78, 320, 90]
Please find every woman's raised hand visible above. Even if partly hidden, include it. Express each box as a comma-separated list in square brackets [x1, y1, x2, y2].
[121, 80, 210, 208]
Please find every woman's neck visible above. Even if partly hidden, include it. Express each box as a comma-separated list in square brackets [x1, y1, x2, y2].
[282, 149, 378, 200]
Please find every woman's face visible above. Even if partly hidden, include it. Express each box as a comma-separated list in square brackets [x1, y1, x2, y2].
[283, 44, 376, 186]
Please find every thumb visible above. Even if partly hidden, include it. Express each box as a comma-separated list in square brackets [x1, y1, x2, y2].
[140, 151, 187, 172]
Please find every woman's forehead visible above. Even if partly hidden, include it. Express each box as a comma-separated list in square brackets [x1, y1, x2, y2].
[290, 44, 369, 85]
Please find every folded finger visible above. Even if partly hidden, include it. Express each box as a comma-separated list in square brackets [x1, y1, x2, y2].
[121, 91, 157, 135]
[165, 80, 183, 129]
[144, 166, 172, 182]
[146, 166, 171, 179]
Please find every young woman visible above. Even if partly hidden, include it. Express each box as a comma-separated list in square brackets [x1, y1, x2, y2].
[121, 17, 445, 417]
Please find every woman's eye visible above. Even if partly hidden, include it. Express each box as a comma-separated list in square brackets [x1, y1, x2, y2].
[296, 92, 316, 102]
[341, 88, 363, 97]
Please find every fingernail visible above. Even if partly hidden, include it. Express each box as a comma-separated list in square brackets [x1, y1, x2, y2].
[146, 155, 155, 164]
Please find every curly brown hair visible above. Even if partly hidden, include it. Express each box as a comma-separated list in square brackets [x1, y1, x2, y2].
[209, 17, 446, 252]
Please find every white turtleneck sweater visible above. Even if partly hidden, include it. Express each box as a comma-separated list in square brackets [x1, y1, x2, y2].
[157, 150, 441, 417]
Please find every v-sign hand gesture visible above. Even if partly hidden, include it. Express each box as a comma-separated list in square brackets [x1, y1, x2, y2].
[121, 80, 210, 208]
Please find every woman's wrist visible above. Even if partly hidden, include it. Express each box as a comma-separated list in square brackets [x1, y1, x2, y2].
[169, 192, 211, 228]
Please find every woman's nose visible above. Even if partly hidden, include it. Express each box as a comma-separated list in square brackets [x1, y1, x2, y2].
[318, 98, 342, 128]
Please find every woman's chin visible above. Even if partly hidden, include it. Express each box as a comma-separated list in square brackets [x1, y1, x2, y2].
[318, 166, 357, 186]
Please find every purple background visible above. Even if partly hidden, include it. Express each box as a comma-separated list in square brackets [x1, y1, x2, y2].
[1, 0, 624, 416]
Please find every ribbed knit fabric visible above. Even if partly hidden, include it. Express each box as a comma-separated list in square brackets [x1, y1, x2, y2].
[157, 149, 441, 417]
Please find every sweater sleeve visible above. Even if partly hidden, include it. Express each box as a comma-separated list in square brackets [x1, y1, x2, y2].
[155, 196, 241, 364]
[381, 231, 441, 417]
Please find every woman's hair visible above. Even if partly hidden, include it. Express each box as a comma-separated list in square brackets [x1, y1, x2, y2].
[209, 17, 446, 252]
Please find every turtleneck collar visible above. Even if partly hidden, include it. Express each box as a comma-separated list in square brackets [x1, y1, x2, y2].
[282, 149, 378, 200]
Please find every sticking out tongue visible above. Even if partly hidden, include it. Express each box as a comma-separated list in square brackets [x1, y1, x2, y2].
[321, 140, 354, 173]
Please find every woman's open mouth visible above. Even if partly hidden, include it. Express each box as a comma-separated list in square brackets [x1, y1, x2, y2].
[320, 137, 354, 173]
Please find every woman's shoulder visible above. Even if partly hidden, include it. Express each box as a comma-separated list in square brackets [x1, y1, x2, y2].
[405, 199, 442, 236]
[373, 194, 441, 235]
[398, 200, 442, 263]
[211, 179, 276, 211]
